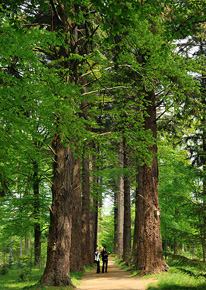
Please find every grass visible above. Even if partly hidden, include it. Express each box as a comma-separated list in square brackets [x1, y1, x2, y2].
[1, 255, 206, 290]
[147, 267, 206, 290]
[0, 265, 85, 290]
[145, 255, 206, 290]
[114, 254, 206, 290]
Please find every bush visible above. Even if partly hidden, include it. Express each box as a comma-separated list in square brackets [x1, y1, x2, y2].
[0, 264, 8, 275]
[19, 269, 32, 281]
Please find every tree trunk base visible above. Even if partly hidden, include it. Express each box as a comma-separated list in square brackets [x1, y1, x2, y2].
[138, 261, 169, 276]
[40, 273, 75, 287]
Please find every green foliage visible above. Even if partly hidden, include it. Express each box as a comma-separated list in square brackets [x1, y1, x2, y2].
[0, 265, 81, 289]
[158, 139, 201, 248]
[1, 0, 206, 285]
[0, 264, 8, 275]
[99, 212, 114, 252]
[147, 255, 206, 290]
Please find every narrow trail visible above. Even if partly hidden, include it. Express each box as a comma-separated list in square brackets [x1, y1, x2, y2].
[76, 258, 158, 290]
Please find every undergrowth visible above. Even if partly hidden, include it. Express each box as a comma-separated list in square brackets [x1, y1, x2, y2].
[0, 264, 84, 290]
[146, 254, 206, 290]
[115, 254, 206, 289]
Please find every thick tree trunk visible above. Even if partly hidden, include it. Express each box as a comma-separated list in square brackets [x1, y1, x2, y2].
[123, 137, 131, 262]
[136, 91, 168, 275]
[40, 136, 74, 286]
[81, 150, 90, 265]
[70, 157, 83, 272]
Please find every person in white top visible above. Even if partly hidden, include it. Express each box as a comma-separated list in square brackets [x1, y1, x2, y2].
[94, 247, 100, 273]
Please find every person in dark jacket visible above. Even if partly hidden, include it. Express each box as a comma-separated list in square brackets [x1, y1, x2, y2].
[101, 247, 108, 273]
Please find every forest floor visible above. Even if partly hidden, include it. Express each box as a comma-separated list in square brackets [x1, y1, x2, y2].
[76, 258, 158, 290]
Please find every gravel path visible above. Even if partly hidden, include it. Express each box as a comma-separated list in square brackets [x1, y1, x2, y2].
[76, 258, 158, 290]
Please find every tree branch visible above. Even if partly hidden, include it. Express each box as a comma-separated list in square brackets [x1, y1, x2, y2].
[83, 131, 112, 141]
[81, 86, 129, 96]
[43, 175, 54, 185]
[50, 0, 63, 24]
[48, 145, 57, 155]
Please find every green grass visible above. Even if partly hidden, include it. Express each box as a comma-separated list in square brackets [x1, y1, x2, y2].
[0, 266, 83, 290]
[147, 267, 206, 290]
[145, 255, 206, 290]
[2, 255, 206, 290]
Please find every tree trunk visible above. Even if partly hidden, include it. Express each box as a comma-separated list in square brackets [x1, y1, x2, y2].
[92, 153, 99, 253]
[70, 157, 83, 272]
[132, 174, 138, 265]
[20, 237, 23, 256]
[174, 237, 178, 255]
[81, 149, 91, 265]
[114, 185, 118, 254]
[25, 235, 29, 255]
[94, 176, 98, 253]
[123, 137, 131, 262]
[33, 160, 41, 267]
[202, 120, 206, 262]
[9, 233, 13, 267]
[98, 177, 103, 246]
[89, 158, 96, 264]
[30, 234, 33, 266]
[136, 91, 168, 275]
[40, 136, 74, 286]
[117, 142, 124, 259]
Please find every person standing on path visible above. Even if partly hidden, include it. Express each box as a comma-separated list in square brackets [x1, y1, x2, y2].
[94, 248, 100, 273]
[101, 247, 108, 273]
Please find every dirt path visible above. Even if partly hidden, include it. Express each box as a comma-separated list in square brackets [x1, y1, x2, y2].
[76, 258, 158, 290]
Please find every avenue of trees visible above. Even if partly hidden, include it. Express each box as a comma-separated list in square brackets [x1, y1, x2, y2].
[0, 0, 206, 287]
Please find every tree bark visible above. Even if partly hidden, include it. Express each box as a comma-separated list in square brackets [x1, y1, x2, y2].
[9, 233, 13, 267]
[81, 149, 91, 265]
[123, 137, 131, 262]
[89, 157, 96, 264]
[114, 185, 118, 254]
[70, 157, 83, 272]
[117, 141, 124, 259]
[202, 118, 206, 262]
[132, 174, 138, 265]
[25, 234, 29, 255]
[33, 160, 41, 267]
[174, 237, 178, 255]
[40, 136, 74, 286]
[136, 91, 168, 275]
[91, 153, 99, 254]
[98, 177, 103, 246]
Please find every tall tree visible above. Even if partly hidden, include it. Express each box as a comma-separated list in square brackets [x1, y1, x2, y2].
[70, 157, 83, 272]
[123, 137, 131, 262]
[40, 136, 74, 286]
